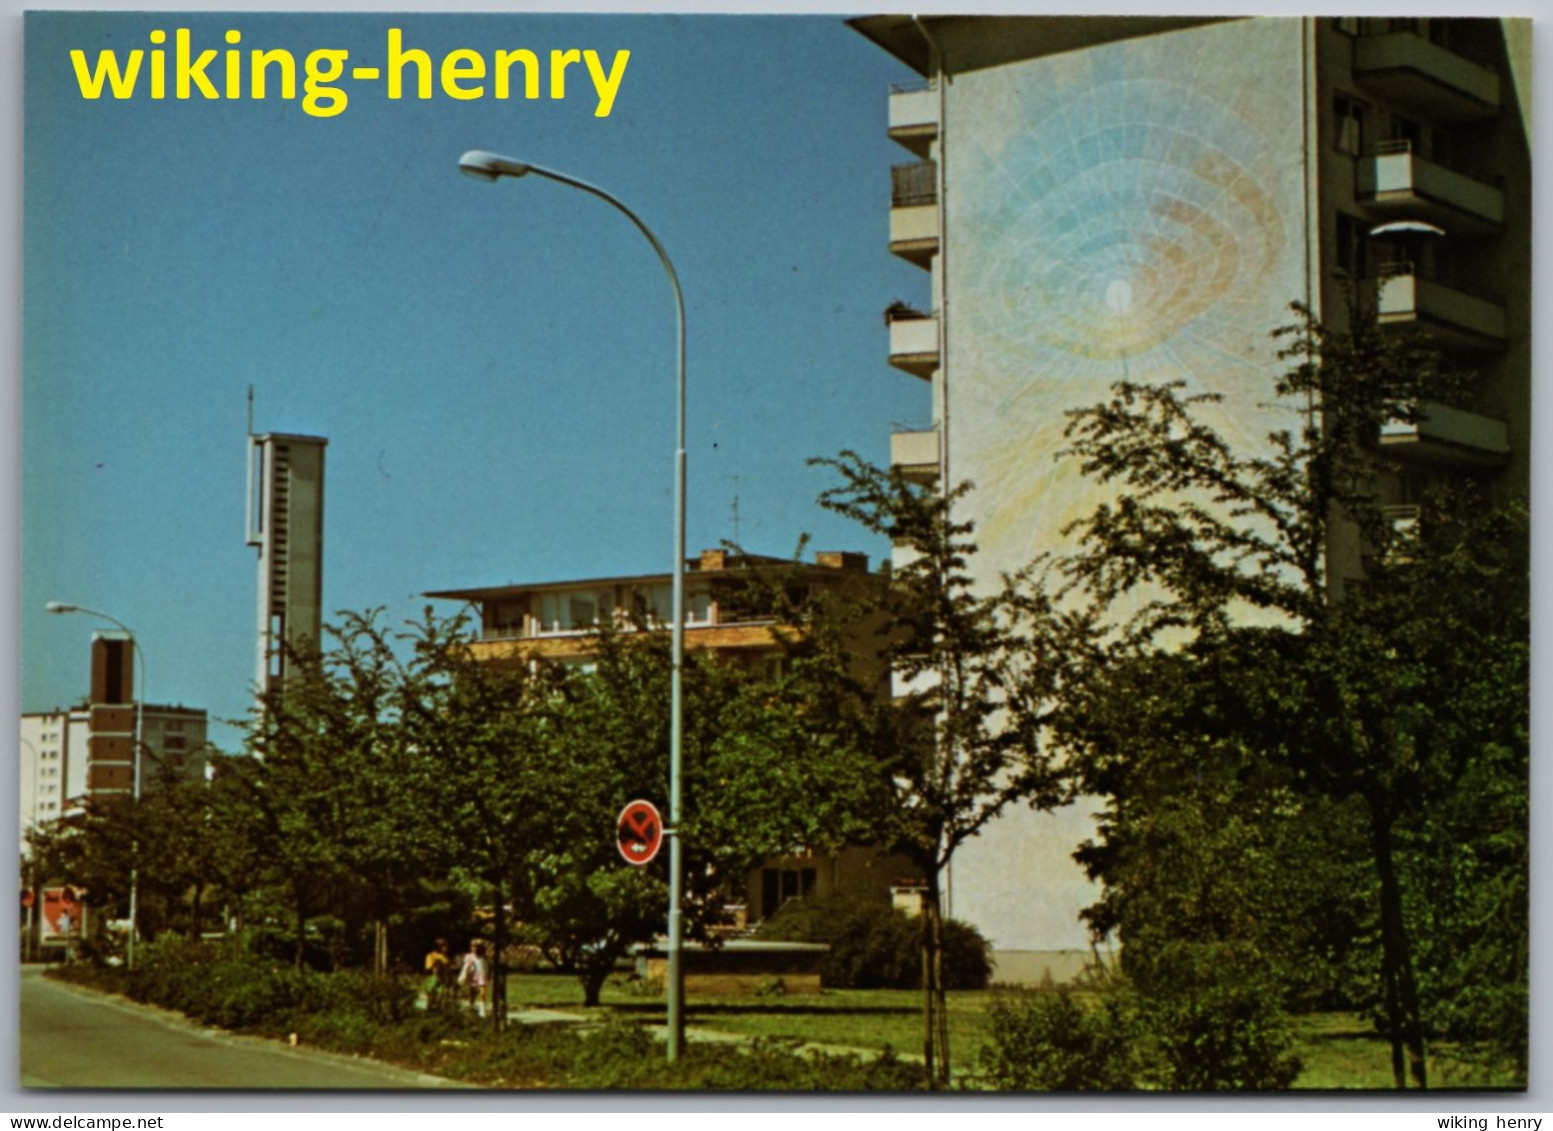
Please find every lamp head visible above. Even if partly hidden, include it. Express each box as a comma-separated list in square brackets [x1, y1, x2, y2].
[45, 601, 78, 614]
[459, 150, 532, 182]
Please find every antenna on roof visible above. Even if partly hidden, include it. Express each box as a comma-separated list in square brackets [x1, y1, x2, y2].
[725, 475, 743, 549]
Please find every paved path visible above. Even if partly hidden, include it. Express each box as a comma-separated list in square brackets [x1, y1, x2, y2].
[19, 967, 471, 1090]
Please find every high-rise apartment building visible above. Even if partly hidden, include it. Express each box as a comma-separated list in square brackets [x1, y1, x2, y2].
[851, 15, 1530, 981]
[20, 698, 209, 851]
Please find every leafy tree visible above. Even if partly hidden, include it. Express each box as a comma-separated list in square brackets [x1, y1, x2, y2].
[510, 627, 673, 1008]
[1056, 304, 1528, 1087]
[399, 608, 561, 1027]
[779, 453, 1073, 1086]
[245, 612, 437, 972]
[513, 619, 884, 1007]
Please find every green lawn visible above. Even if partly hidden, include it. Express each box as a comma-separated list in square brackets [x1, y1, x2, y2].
[508, 973, 990, 1057]
[505, 973, 1522, 1089]
[1290, 1012, 1522, 1091]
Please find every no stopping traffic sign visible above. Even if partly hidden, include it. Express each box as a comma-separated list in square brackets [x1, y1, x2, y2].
[616, 799, 664, 866]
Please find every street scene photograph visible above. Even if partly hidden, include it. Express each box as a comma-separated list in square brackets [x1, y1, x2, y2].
[15, 10, 1534, 1097]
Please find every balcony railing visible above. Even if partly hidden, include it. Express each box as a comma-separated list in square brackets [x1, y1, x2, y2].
[1352, 27, 1501, 121]
[890, 428, 940, 486]
[1373, 260, 1503, 309]
[1378, 401, 1510, 466]
[1355, 20, 1497, 72]
[888, 81, 938, 159]
[1370, 139, 1498, 187]
[1371, 264, 1507, 350]
[891, 161, 937, 207]
[1358, 140, 1504, 234]
[886, 307, 939, 380]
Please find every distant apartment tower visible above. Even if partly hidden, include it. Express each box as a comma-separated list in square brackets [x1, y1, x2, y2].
[85, 633, 136, 795]
[852, 16, 1530, 982]
[246, 432, 327, 701]
[21, 635, 209, 851]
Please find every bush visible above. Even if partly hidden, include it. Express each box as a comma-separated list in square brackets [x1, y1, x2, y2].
[758, 889, 991, 991]
[978, 988, 1139, 1091]
[1125, 943, 1303, 1091]
[46, 939, 933, 1090]
[1139, 979, 1302, 1091]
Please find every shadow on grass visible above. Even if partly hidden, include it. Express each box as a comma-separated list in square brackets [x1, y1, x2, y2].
[603, 1002, 919, 1019]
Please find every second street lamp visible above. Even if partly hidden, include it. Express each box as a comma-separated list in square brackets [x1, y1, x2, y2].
[44, 600, 146, 971]
[457, 149, 690, 1062]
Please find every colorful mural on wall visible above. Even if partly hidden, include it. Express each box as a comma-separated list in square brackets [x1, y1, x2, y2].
[947, 18, 1309, 581]
[942, 19, 1311, 957]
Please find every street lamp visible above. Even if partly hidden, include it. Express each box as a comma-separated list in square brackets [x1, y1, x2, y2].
[45, 601, 146, 971]
[457, 149, 690, 1061]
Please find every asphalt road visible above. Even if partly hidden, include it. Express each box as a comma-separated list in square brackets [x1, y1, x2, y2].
[18, 966, 472, 1090]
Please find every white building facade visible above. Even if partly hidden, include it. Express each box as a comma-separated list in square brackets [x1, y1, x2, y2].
[853, 15, 1530, 983]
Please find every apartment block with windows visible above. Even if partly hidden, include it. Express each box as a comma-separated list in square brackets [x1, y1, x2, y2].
[851, 15, 1530, 983]
[429, 548, 916, 926]
[428, 548, 875, 671]
[19, 703, 209, 851]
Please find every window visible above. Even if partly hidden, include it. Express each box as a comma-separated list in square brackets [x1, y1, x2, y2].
[629, 584, 673, 626]
[1334, 95, 1367, 156]
[760, 866, 818, 920]
[1400, 471, 1434, 507]
[538, 590, 614, 633]
[568, 592, 598, 630]
[489, 600, 526, 632]
[1336, 213, 1369, 278]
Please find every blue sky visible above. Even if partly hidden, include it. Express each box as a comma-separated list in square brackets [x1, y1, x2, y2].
[22, 12, 930, 748]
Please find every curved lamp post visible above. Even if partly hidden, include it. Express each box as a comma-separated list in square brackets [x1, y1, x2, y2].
[457, 149, 689, 1062]
[45, 601, 146, 971]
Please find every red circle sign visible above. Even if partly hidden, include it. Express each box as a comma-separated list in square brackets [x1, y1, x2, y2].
[616, 799, 663, 866]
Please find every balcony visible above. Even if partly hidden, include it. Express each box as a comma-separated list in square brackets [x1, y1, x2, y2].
[1353, 30, 1501, 122]
[890, 428, 940, 486]
[886, 307, 938, 380]
[1371, 265, 1507, 351]
[1377, 504, 1422, 566]
[1378, 401, 1510, 467]
[888, 79, 938, 158]
[1357, 141, 1503, 236]
[890, 161, 938, 269]
[1380, 504, 1422, 539]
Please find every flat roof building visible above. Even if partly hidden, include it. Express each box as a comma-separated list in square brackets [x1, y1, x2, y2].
[428, 548, 916, 925]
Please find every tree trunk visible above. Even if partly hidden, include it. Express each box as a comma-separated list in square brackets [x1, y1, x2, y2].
[291, 880, 308, 972]
[920, 894, 934, 1083]
[920, 870, 950, 1088]
[1381, 940, 1405, 1089]
[373, 919, 388, 977]
[491, 877, 507, 1033]
[582, 966, 608, 1007]
[933, 904, 949, 1087]
[1369, 797, 1428, 1089]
